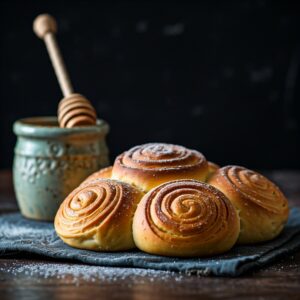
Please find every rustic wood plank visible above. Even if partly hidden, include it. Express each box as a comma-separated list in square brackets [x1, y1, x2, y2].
[0, 254, 299, 300]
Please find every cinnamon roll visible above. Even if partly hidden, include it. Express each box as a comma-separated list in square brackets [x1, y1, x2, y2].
[208, 166, 289, 244]
[133, 179, 240, 257]
[55, 179, 144, 251]
[81, 166, 112, 185]
[206, 161, 220, 180]
[112, 143, 209, 192]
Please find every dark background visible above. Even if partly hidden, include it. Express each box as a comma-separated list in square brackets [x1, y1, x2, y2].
[0, 0, 300, 170]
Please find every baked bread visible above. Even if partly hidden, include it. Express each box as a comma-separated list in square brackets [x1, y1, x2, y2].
[81, 166, 112, 185]
[206, 161, 220, 180]
[55, 178, 144, 251]
[133, 179, 240, 257]
[208, 166, 289, 244]
[112, 143, 209, 192]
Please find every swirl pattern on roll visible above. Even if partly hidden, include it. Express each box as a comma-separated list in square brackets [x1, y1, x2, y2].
[133, 180, 240, 257]
[55, 179, 143, 251]
[113, 143, 209, 191]
[218, 166, 288, 214]
[119, 143, 205, 169]
[208, 166, 289, 244]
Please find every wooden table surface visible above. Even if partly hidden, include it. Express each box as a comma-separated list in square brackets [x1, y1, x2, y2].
[0, 170, 300, 300]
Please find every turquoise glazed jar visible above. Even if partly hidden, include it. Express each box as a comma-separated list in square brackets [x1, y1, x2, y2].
[13, 116, 109, 221]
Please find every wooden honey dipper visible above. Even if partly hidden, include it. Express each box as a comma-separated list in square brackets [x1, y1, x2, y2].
[33, 14, 97, 128]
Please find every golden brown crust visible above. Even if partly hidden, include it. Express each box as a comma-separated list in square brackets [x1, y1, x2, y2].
[132, 179, 240, 257]
[206, 161, 220, 181]
[54, 178, 144, 251]
[112, 143, 209, 192]
[208, 165, 289, 244]
[81, 166, 112, 185]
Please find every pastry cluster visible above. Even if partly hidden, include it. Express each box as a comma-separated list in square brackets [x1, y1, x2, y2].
[54, 143, 289, 257]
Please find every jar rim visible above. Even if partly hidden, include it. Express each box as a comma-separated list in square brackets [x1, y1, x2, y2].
[13, 116, 109, 138]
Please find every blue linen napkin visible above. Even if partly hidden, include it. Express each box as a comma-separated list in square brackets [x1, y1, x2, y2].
[0, 208, 300, 277]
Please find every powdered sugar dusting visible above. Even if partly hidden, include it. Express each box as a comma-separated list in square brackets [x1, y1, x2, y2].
[0, 261, 186, 285]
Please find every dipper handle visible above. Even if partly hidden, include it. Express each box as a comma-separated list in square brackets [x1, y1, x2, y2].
[33, 14, 74, 97]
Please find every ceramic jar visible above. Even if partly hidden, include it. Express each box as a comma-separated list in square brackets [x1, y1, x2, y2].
[13, 116, 109, 221]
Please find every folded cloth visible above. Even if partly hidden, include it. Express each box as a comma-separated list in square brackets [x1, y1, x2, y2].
[0, 208, 300, 277]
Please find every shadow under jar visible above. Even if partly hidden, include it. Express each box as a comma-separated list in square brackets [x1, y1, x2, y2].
[13, 116, 109, 221]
